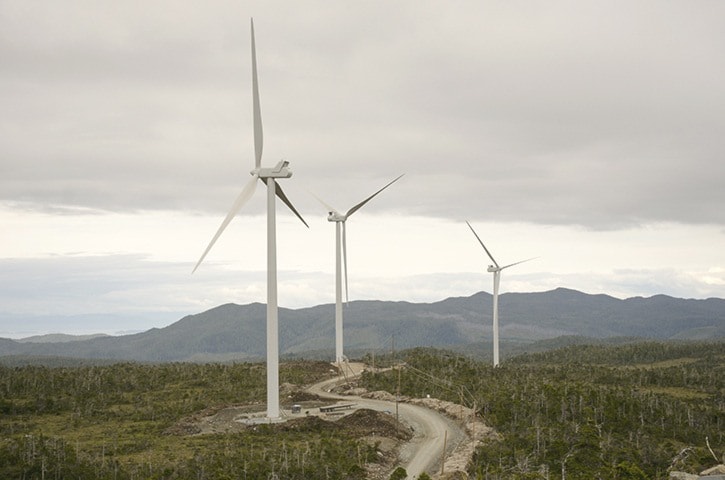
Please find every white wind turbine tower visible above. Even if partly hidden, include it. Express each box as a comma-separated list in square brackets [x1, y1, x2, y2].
[312, 175, 404, 365]
[466, 221, 534, 367]
[193, 19, 307, 419]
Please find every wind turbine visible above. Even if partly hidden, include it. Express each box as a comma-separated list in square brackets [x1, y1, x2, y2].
[312, 174, 404, 365]
[193, 19, 307, 419]
[466, 221, 534, 367]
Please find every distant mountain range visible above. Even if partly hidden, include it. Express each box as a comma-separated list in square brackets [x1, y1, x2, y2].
[1, 288, 723, 362]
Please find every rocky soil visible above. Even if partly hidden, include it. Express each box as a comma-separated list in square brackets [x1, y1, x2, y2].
[165, 401, 411, 479]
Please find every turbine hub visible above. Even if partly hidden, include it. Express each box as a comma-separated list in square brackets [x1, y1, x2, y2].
[487, 265, 498, 272]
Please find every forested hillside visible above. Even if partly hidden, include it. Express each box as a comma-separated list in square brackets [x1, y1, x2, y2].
[362, 340, 724, 479]
[1, 340, 721, 478]
[2, 289, 723, 362]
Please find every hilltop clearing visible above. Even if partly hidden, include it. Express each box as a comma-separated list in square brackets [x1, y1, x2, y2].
[165, 361, 497, 479]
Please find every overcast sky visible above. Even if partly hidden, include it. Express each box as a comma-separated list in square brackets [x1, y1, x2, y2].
[1, 1, 724, 337]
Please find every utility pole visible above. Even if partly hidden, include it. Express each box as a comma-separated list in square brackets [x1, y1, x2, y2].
[472, 400, 477, 438]
[395, 363, 401, 422]
[440, 430, 448, 475]
[391, 334, 395, 364]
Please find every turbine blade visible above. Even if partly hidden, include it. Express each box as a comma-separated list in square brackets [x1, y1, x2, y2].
[465, 221, 499, 268]
[342, 221, 349, 304]
[308, 190, 341, 216]
[251, 18, 263, 169]
[262, 178, 309, 227]
[501, 257, 538, 270]
[345, 174, 404, 218]
[193, 175, 259, 273]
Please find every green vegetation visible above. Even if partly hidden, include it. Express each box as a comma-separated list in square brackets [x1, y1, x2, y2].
[361, 341, 724, 479]
[2, 340, 723, 479]
[388, 466, 408, 479]
[0, 360, 374, 479]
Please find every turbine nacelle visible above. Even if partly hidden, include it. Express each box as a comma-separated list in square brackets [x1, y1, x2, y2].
[487, 265, 498, 273]
[327, 212, 346, 222]
[256, 160, 292, 179]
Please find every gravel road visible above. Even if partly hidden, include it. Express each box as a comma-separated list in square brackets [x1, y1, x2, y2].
[307, 364, 466, 479]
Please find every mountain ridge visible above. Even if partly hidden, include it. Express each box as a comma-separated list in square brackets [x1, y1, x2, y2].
[1, 288, 723, 362]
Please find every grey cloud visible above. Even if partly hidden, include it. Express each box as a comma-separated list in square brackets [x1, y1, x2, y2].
[1, 1, 724, 229]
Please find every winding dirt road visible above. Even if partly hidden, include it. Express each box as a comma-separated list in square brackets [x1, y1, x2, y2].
[307, 364, 466, 479]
